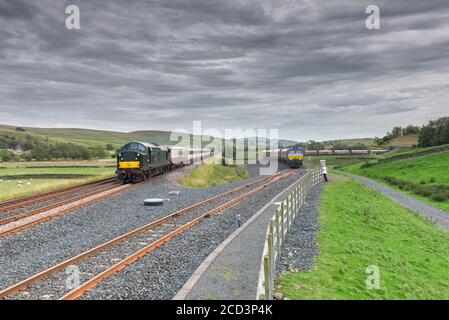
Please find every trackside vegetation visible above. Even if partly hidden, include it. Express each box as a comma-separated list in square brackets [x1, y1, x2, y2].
[278, 178, 449, 300]
[181, 164, 249, 188]
[340, 150, 449, 212]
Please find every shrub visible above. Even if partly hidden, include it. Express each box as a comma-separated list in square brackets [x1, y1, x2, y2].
[430, 177, 436, 183]
[414, 185, 432, 197]
[431, 193, 449, 202]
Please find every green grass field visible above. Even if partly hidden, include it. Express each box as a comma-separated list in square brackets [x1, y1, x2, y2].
[278, 177, 449, 300]
[341, 150, 449, 212]
[304, 155, 377, 169]
[0, 166, 115, 176]
[0, 159, 116, 168]
[181, 164, 249, 188]
[0, 159, 116, 201]
[0, 175, 115, 202]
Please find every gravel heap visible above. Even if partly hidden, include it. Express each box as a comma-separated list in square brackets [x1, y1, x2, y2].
[276, 185, 323, 275]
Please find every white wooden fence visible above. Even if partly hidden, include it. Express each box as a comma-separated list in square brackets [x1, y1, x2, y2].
[257, 168, 322, 300]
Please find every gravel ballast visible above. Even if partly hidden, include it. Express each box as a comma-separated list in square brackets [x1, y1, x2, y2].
[81, 167, 306, 300]
[0, 163, 291, 294]
[276, 185, 323, 275]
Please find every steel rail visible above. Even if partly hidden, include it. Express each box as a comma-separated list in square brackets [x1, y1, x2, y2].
[0, 177, 117, 213]
[0, 184, 121, 227]
[0, 170, 292, 299]
[61, 171, 292, 300]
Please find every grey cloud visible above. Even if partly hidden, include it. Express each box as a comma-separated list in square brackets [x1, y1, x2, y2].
[0, 0, 449, 141]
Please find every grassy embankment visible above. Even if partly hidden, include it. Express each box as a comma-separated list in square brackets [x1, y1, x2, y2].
[279, 177, 449, 299]
[0, 160, 116, 201]
[181, 164, 249, 188]
[304, 155, 377, 169]
[340, 149, 449, 212]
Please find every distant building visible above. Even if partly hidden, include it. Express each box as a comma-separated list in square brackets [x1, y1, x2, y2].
[13, 145, 23, 153]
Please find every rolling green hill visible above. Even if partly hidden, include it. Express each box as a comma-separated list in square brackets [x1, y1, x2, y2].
[320, 138, 376, 148]
[0, 124, 224, 150]
[382, 134, 418, 148]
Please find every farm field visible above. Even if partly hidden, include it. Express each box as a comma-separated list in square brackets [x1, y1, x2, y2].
[0, 159, 116, 168]
[0, 160, 116, 201]
[0, 175, 114, 202]
[340, 150, 449, 212]
[278, 177, 449, 300]
[0, 166, 115, 177]
[181, 164, 249, 188]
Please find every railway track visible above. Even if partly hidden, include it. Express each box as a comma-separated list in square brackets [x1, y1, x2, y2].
[0, 179, 141, 238]
[0, 177, 117, 214]
[0, 169, 294, 300]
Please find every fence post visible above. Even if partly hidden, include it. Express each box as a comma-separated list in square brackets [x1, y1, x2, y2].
[267, 231, 274, 298]
[285, 199, 289, 228]
[269, 221, 274, 262]
[293, 186, 298, 217]
[276, 210, 280, 251]
[280, 202, 285, 242]
[263, 256, 270, 299]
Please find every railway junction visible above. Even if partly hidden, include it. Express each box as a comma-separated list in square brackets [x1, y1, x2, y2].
[0, 161, 322, 300]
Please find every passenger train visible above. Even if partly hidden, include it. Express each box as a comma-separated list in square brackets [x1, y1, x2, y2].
[116, 141, 211, 183]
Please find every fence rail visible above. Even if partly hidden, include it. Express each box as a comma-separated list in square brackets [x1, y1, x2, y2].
[257, 168, 322, 300]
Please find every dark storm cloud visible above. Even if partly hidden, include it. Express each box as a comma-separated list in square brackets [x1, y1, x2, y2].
[1, 0, 449, 140]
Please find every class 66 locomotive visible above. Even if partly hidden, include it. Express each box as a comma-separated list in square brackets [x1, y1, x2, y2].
[264, 146, 305, 168]
[116, 141, 211, 183]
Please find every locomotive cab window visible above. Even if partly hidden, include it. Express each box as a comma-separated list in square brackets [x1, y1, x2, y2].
[122, 143, 147, 153]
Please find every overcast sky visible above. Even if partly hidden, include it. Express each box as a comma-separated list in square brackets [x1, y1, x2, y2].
[1, 0, 448, 141]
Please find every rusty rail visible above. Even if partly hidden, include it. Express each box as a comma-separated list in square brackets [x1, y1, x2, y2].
[0, 177, 116, 214]
[0, 170, 292, 299]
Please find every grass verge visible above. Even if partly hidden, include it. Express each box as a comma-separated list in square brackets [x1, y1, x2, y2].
[340, 151, 449, 212]
[181, 164, 249, 188]
[278, 177, 449, 299]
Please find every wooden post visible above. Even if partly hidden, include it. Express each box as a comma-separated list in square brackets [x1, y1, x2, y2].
[285, 199, 289, 228]
[276, 210, 280, 250]
[269, 221, 275, 261]
[263, 256, 270, 299]
[281, 202, 285, 242]
[267, 232, 274, 298]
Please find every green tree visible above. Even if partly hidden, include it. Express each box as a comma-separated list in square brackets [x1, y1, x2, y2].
[418, 117, 449, 147]
[0, 150, 16, 161]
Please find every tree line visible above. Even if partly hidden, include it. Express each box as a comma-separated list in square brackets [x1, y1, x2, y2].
[375, 117, 449, 148]
[418, 117, 449, 147]
[0, 143, 112, 161]
[374, 125, 420, 145]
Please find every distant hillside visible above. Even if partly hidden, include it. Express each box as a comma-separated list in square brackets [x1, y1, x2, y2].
[0, 124, 223, 150]
[320, 138, 375, 147]
[240, 137, 301, 148]
[382, 135, 418, 148]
